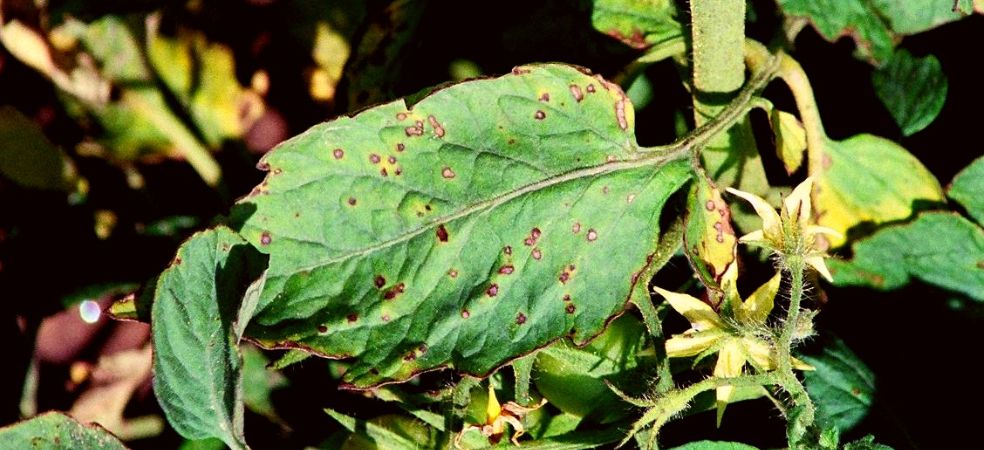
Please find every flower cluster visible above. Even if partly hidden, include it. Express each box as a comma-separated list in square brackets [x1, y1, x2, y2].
[726, 177, 840, 280]
[656, 177, 837, 425]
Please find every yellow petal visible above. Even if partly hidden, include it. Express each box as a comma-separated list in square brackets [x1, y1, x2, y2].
[806, 225, 842, 240]
[783, 177, 815, 228]
[737, 229, 765, 244]
[714, 341, 746, 427]
[792, 356, 815, 371]
[805, 255, 834, 282]
[486, 385, 501, 424]
[744, 339, 776, 371]
[740, 272, 780, 324]
[665, 330, 724, 357]
[726, 187, 782, 239]
[653, 286, 723, 331]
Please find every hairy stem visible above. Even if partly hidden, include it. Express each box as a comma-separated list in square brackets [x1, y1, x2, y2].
[776, 257, 816, 439]
[690, 0, 746, 125]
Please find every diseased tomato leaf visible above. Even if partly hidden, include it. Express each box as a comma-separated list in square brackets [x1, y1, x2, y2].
[235, 64, 691, 387]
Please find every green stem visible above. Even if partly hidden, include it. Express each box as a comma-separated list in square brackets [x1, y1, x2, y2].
[775, 53, 829, 175]
[776, 258, 816, 440]
[690, 0, 746, 126]
[621, 372, 781, 447]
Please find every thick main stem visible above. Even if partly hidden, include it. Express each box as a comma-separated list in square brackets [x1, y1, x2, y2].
[690, 0, 746, 126]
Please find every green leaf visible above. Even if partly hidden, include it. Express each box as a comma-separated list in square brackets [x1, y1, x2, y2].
[801, 337, 875, 433]
[0, 412, 127, 449]
[237, 63, 691, 388]
[496, 428, 623, 449]
[325, 410, 434, 450]
[241, 345, 287, 421]
[534, 315, 652, 423]
[591, 0, 683, 49]
[829, 212, 984, 301]
[813, 134, 943, 247]
[0, 106, 78, 191]
[151, 227, 266, 449]
[948, 156, 984, 225]
[778, 0, 974, 64]
[668, 441, 758, 450]
[872, 49, 948, 136]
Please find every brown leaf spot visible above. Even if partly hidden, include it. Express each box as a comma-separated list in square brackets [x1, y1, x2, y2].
[524, 227, 542, 246]
[586, 84, 596, 93]
[534, 110, 546, 120]
[503, 246, 512, 255]
[570, 84, 584, 102]
[615, 96, 628, 130]
[403, 352, 416, 362]
[532, 248, 542, 260]
[705, 200, 716, 211]
[487, 283, 499, 297]
[436, 224, 449, 242]
[586, 229, 598, 241]
[563, 294, 571, 302]
[627, 193, 636, 203]
[347, 314, 359, 323]
[370, 154, 381, 164]
[512, 67, 531, 75]
[539, 92, 550, 102]
[851, 387, 862, 396]
[442, 167, 456, 179]
[566, 304, 576, 314]
[381, 314, 391, 322]
[273, 168, 283, 175]
[713, 222, 726, 243]
[572, 222, 581, 233]
[256, 161, 270, 171]
[374, 275, 386, 288]
[384, 282, 406, 300]
[405, 121, 424, 136]
[380, 168, 389, 177]
[348, 197, 357, 206]
[388, 155, 397, 164]
[559, 271, 570, 284]
[428, 115, 446, 138]
[260, 232, 272, 246]
[516, 312, 527, 325]
[396, 143, 405, 152]
[448, 269, 458, 278]
[499, 265, 515, 275]
[461, 309, 470, 319]
[396, 112, 408, 120]
[317, 325, 328, 333]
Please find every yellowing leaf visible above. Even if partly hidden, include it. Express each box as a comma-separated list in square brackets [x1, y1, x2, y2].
[771, 109, 806, 174]
[813, 134, 943, 247]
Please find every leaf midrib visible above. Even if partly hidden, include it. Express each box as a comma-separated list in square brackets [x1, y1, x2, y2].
[287, 149, 685, 274]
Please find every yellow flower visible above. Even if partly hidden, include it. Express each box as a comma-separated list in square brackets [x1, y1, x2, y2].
[455, 385, 546, 448]
[725, 177, 841, 281]
[655, 273, 813, 426]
